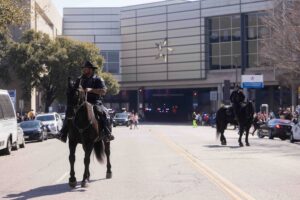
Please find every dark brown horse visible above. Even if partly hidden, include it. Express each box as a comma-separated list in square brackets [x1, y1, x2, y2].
[216, 101, 255, 147]
[65, 78, 112, 188]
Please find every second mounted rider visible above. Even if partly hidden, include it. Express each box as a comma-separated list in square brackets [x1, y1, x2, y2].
[230, 85, 246, 121]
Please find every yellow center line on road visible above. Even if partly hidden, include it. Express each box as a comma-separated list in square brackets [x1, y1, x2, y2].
[150, 129, 256, 200]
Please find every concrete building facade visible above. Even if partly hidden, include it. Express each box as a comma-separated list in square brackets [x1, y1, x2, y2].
[63, 0, 293, 121]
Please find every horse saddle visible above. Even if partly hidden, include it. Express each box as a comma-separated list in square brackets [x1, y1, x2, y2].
[84, 102, 99, 135]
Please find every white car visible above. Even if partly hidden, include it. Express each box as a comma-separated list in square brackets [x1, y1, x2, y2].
[0, 90, 18, 155]
[291, 120, 300, 143]
[35, 112, 63, 136]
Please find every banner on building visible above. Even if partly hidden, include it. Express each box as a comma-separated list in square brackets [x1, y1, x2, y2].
[241, 75, 264, 89]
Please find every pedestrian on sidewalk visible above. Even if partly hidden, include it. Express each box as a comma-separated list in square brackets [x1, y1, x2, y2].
[192, 112, 197, 128]
[134, 113, 139, 129]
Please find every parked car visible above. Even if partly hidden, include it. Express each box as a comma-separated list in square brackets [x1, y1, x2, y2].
[15, 124, 26, 149]
[35, 112, 63, 137]
[113, 112, 130, 127]
[290, 120, 300, 143]
[257, 119, 293, 140]
[0, 90, 18, 155]
[20, 120, 48, 142]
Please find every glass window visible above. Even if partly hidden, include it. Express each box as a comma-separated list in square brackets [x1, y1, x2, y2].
[248, 54, 258, 68]
[0, 95, 15, 119]
[211, 43, 220, 57]
[211, 57, 220, 70]
[220, 16, 231, 29]
[247, 14, 257, 26]
[220, 29, 231, 42]
[100, 51, 108, 61]
[232, 29, 241, 41]
[210, 30, 219, 43]
[248, 40, 257, 54]
[108, 51, 119, 62]
[232, 15, 241, 28]
[232, 41, 241, 55]
[221, 56, 232, 69]
[247, 27, 258, 40]
[210, 17, 220, 30]
[0, 105, 4, 119]
[232, 55, 241, 68]
[108, 63, 120, 74]
[220, 42, 231, 56]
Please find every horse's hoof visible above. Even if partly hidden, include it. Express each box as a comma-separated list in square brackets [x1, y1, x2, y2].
[81, 181, 89, 188]
[69, 181, 77, 188]
[239, 142, 244, 147]
[246, 143, 250, 146]
[221, 141, 227, 146]
[106, 172, 112, 179]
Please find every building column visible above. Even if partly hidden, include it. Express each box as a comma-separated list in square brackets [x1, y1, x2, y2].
[217, 84, 223, 109]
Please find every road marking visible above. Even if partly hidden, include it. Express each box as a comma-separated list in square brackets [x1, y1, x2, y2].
[151, 130, 256, 200]
[54, 171, 69, 184]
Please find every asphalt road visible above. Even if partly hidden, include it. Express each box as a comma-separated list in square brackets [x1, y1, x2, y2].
[1, 124, 300, 200]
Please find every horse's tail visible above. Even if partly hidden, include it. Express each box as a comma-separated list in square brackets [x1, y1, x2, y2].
[94, 140, 105, 163]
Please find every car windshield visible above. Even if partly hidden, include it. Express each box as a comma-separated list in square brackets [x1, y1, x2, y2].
[115, 113, 127, 118]
[36, 115, 55, 121]
[20, 121, 40, 129]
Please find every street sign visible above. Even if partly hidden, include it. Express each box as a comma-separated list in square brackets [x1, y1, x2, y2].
[241, 75, 264, 89]
[8, 90, 16, 107]
[210, 91, 218, 101]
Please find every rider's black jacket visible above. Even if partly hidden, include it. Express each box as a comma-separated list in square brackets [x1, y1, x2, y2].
[74, 74, 107, 104]
[230, 90, 245, 104]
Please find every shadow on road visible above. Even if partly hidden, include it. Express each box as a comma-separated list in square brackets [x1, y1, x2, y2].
[204, 145, 242, 149]
[3, 178, 106, 200]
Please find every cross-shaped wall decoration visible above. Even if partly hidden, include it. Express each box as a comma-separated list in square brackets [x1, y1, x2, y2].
[155, 38, 173, 63]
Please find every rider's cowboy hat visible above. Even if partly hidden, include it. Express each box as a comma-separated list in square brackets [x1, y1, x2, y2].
[82, 61, 98, 69]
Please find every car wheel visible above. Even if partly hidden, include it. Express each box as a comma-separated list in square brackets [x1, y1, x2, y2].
[20, 137, 25, 148]
[290, 133, 295, 143]
[4, 139, 12, 155]
[257, 130, 265, 138]
[268, 129, 274, 139]
[12, 140, 19, 151]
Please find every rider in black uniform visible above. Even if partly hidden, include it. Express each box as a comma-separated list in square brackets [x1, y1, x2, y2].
[230, 85, 245, 121]
[59, 61, 114, 143]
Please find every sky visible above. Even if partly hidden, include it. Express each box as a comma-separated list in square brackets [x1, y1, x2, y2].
[52, 0, 167, 15]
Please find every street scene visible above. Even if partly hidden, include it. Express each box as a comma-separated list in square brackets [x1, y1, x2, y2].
[1, 0, 300, 199]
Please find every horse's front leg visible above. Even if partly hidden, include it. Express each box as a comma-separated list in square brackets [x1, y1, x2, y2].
[105, 141, 112, 179]
[81, 143, 93, 188]
[238, 127, 244, 147]
[69, 140, 78, 188]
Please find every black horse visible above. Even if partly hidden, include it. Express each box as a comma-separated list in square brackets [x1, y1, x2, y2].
[65, 78, 112, 188]
[216, 101, 255, 147]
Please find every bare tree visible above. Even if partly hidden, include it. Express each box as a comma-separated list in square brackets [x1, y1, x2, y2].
[260, 0, 300, 81]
